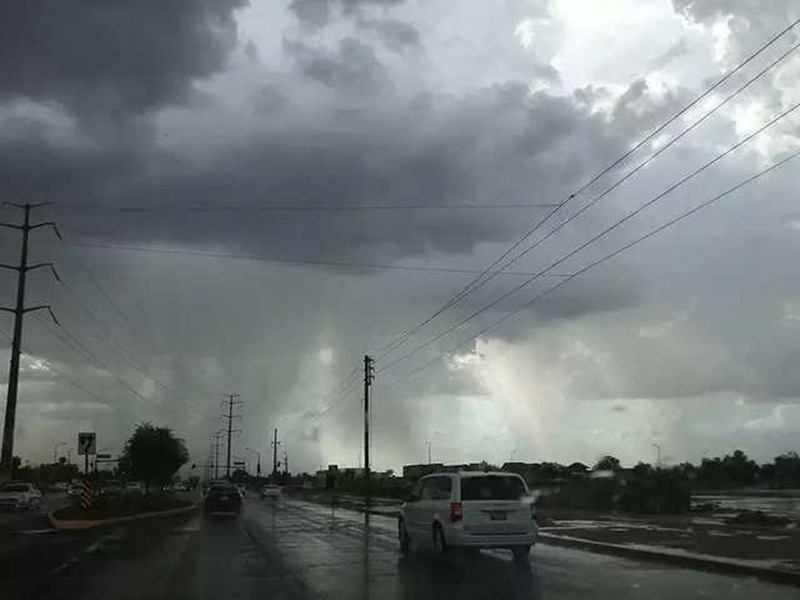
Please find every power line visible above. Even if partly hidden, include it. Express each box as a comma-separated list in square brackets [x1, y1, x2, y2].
[54, 277, 192, 400]
[379, 146, 800, 392]
[307, 379, 361, 423]
[373, 18, 800, 360]
[62, 247, 145, 342]
[458, 35, 800, 298]
[0, 328, 112, 409]
[54, 202, 559, 213]
[281, 389, 360, 446]
[281, 368, 362, 436]
[378, 96, 800, 375]
[61, 245, 218, 403]
[55, 280, 152, 374]
[64, 241, 572, 278]
[31, 313, 152, 404]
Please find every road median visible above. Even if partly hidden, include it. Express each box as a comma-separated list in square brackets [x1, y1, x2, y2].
[49, 498, 197, 530]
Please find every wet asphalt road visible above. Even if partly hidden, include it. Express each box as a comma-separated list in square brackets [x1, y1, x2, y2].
[7, 496, 800, 599]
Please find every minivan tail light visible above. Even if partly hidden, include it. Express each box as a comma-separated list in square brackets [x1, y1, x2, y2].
[450, 501, 462, 522]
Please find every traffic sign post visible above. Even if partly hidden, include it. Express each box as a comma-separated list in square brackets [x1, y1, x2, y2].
[77, 432, 96, 475]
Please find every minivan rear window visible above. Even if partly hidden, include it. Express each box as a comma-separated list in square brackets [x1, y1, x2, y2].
[460, 476, 526, 500]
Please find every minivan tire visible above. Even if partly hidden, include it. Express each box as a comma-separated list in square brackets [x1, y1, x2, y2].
[432, 523, 447, 556]
[398, 518, 410, 554]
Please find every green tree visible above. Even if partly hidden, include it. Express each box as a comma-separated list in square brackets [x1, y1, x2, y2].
[120, 423, 188, 493]
[567, 462, 589, 474]
[774, 452, 800, 487]
[593, 455, 621, 472]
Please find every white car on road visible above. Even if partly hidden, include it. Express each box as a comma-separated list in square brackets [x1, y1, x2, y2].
[261, 484, 282, 500]
[398, 471, 537, 561]
[0, 482, 43, 511]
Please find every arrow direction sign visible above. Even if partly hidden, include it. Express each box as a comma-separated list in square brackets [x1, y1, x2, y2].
[77, 432, 96, 456]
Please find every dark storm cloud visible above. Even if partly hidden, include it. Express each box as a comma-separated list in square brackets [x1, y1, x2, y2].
[283, 37, 388, 92]
[341, 0, 405, 11]
[0, 112, 141, 202]
[0, 0, 246, 121]
[289, 0, 333, 28]
[38, 79, 672, 268]
[356, 17, 421, 52]
[10, 0, 800, 469]
[289, 0, 405, 28]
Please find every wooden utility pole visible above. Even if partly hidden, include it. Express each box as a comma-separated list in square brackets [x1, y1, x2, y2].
[363, 355, 374, 508]
[0, 203, 60, 478]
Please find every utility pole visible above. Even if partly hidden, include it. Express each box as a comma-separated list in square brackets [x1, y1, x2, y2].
[212, 430, 224, 479]
[221, 394, 242, 478]
[363, 355, 374, 508]
[271, 428, 280, 477]
[283, 450, 288, 476]
[0, 203, 61, 479]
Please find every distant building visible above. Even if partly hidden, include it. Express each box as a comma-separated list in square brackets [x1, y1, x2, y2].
[341, 467, 365, 481]
[313, 464, 339, 489]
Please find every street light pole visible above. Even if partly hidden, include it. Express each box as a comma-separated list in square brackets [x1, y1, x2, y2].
[652, 443, 662, 467]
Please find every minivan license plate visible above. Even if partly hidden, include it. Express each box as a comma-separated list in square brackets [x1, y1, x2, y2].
[489, 511, 507, 521]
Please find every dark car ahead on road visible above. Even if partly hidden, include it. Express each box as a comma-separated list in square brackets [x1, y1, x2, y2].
[99, 480, 124, 497]
[204, 483, 242, 516]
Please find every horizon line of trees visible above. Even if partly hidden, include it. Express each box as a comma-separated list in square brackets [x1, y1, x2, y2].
[499, 450, 800, 490]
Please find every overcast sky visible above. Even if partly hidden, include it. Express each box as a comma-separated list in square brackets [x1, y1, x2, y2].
[2, 0, 800, 474]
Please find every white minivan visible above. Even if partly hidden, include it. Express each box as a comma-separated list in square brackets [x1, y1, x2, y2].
[399, 471, 537, 561]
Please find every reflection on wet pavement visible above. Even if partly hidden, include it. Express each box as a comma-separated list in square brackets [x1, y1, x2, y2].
[242, 499, 800, 600]
[244, 500, 541, 600]
[19, 497, 800, 600]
